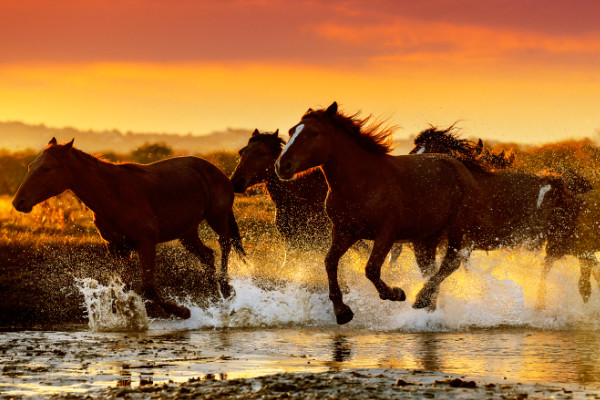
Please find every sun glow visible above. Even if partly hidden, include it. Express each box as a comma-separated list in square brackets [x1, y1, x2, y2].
[0, 61, 598, 145]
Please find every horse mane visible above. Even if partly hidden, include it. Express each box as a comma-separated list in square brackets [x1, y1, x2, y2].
[64, 146, 145, 172]
[303, 107, 396, 154]
[248, 130, 286, 156]
[414, 125, 515, 171]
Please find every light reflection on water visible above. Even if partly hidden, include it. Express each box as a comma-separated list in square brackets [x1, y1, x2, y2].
[1, 327, 600, 396]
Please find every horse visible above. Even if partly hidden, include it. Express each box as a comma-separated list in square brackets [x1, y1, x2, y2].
[231, 129, 331, 250]
[275, 102, 488, 324]
[231, 129, 404, 261]
[410, 127, 593, 306]
[12, 138, 245, 319]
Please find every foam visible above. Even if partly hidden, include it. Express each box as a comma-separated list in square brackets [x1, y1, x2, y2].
[79, 249, 600, 333]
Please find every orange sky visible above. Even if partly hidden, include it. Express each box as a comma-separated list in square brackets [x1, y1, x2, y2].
[0, 0, 599, 144]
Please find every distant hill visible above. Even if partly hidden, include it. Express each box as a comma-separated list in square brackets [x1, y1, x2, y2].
[0, 121, 254, 154]
[0, 120, 416, 155]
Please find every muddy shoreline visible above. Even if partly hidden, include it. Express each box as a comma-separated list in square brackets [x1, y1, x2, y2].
[46, 369, 597, 400]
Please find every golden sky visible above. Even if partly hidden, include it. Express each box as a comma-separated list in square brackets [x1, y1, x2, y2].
[0, 0, 599, 143]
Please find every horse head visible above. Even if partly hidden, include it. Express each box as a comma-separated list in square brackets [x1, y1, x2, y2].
[13, 137, 75, 213]
[231, 129, 283, 192]
[275, 102, 338, 180]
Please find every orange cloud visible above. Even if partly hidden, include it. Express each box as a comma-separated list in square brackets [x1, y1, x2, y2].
[316, 17, 600, 70]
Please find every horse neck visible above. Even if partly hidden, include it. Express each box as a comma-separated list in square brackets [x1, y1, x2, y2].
[67, 152, 119, 215]
[321, 130, 379, 195]
[265, 174, 297, 207]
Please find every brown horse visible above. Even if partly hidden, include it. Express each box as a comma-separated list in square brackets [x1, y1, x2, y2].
[410, 127, 593, 305]
[12, 138, 245, 319]
[231, 129, 404, 261]
[231, 129, 331, 250]
[275, 102, 487, 324]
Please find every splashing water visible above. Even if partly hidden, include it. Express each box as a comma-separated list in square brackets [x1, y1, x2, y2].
[77, 278, 149, 332]
[151, 247, 600, 332]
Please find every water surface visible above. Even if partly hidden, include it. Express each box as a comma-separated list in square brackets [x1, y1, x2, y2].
[2, 248, 600, 396]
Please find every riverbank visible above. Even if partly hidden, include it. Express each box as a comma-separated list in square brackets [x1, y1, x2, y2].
[47, 369, 595, 400]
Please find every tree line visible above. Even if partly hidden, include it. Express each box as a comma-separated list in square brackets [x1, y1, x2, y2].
[1, 138, 600, 197]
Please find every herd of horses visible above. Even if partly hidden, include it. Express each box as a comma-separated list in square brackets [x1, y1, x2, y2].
[12, 102, 600, 324]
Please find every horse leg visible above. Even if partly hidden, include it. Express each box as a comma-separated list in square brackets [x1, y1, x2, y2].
[577, 254, 600, 303]
[180, 233, 218, 295]
[365, 236, 406, 302]
[578, 257, 594, 303]
[588, 255, 600, 297]
[205, 213, 235, 299]
[137, 241, 191, 319]
[535, 255, 556, 310]
[326, 228, 358, 325]
[413, 240, 438, 278]
[413, 236, 462, 310]
[388, 243, 403, 266]
[106, 242, 134, 290]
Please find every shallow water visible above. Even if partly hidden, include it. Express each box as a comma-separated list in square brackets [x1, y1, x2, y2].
[3, 248, 600, 396]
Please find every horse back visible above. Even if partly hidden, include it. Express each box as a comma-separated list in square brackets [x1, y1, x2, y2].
[118, 157, 234, 242]
[326, 153, 482, 240]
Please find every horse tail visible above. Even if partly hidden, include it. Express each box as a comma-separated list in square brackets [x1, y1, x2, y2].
[228, 210, 247, 259]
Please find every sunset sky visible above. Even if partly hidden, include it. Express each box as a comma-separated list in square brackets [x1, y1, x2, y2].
[1, 0, 599, 144]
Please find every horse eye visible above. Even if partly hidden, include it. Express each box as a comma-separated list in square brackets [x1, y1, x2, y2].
[42, 167, 51, 173]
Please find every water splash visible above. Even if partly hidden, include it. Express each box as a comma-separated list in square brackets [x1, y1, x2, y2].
[152, 248, 600, 332]
[77, 278, 149, 332]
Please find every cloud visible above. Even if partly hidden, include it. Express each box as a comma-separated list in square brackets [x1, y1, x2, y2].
[3, 0, 597, 70]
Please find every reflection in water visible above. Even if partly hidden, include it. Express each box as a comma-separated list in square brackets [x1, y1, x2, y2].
[417, 334, 441, 372]
[331, 335, 352, 363]
[2, 328, 600, 397]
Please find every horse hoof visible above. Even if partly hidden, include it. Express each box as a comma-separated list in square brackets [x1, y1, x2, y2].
[179, 307, 192, 319]
[219, 280, 235, 299]
[335, 308, 354, 325]
[413, 294, 431, 309]
[393, 287, 406, 301]
[380, 287, 406, 301]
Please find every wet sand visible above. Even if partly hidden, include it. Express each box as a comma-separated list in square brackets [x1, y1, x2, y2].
[47, 369, 597, 400]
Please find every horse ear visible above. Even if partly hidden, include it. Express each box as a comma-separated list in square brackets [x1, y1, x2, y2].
[252, 129, 260, 137]
[272, 129, 279, 137]
[326, 102, 338, 116]
[49, 137, 57, 145]
[64, 138, 74, 151]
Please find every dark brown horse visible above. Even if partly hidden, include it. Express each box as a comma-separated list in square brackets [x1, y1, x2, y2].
[12, 138, 245, 319]
[231, 129, 404, 262]
[275, 102, 487, 324]
[231, 129, 331, 250]
[410, 127, 593, 305]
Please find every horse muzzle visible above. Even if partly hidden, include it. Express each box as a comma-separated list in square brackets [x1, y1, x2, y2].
[231, 177, 249, 193]
[12, 197, 33, 213]
[275, 159, 295, 180]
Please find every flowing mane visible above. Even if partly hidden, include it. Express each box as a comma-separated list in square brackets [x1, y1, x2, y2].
[302, 107, 396, 154]
[413, 125, 515, 171]
[62, 146, 147, 173]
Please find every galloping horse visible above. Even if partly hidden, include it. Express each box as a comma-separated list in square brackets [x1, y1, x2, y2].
[275, 102, 487, 324]
[231, 128, 403, 262]
[231, 129, 331, 250]
[13, 138, 245, 319]
[410, 127, 593, 305]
